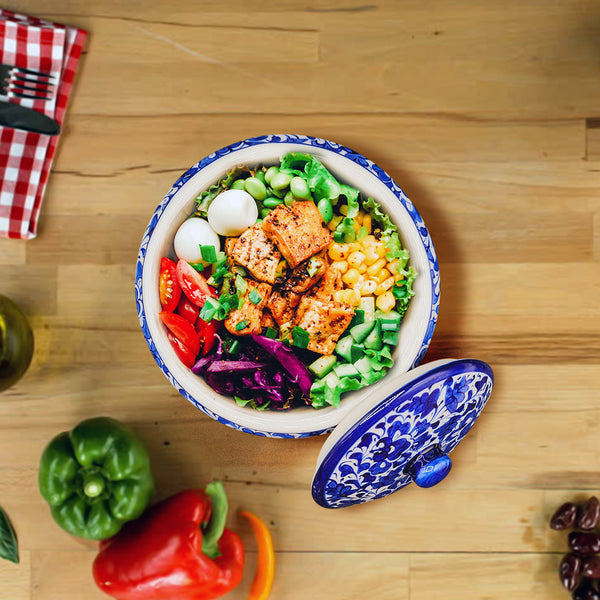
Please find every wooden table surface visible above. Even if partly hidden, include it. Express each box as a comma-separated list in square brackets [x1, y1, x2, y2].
[2, 1, 600, 598]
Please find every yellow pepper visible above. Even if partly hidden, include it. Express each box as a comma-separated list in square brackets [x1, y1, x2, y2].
[240, 510, 275, 600]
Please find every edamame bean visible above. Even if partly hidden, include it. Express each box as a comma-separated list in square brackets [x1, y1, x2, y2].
[290, 176, 310, 199]
[261, 208, 272, 219]
[255, 170, 266, 184]
[270, 187, 287, 198]
[231, 179, 246, 190]
[283, 191, 295, 207]
[244, 177, 267, 201]
[270, 172, 293, 190]
[263, 197, 282, 208]
[264, 166, 279, 184]
[317, 198, 333, 222]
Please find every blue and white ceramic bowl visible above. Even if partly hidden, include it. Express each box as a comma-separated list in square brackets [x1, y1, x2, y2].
[136, 135, 440, 438]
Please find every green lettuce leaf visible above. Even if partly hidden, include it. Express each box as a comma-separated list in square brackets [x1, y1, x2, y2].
[195, 166, 251, 217]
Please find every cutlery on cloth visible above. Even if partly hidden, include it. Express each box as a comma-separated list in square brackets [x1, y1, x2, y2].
[0, 9, 87, 239]
[0, 99, 60, 135]
[0, 64, 55, 100]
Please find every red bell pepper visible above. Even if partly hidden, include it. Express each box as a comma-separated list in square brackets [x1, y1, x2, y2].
[93, 483, 244, 600]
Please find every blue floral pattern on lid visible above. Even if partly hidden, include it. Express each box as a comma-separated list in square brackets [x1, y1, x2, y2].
[311, 359, 494, 508]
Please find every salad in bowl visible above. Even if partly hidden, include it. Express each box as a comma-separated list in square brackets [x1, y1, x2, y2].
[136, 136, 439, 438]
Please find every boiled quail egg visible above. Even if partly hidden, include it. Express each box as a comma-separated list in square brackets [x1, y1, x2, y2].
[173, 217, 220, 265]
[207, 189, 258, 237]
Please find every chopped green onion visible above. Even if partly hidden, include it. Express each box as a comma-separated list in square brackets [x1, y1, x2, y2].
[292, 326, 310, 349]
[248, 289, 262, 305]
[235, 396, 251, 407]
[235, 319, 249, 331]
[227, 340, 240, 354]
[235, 274, 247, 297]
[200, 245, 218, 263]
[199, 297, 219, 321]
[357, 226, 368, 241]
[265, 327, 278, 339]
[333, 230, 345, 243]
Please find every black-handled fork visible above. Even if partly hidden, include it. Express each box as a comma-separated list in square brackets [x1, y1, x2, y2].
[0, 64, 55, 101]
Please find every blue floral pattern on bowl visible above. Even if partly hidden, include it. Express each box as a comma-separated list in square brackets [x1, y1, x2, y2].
[135, 134, 441, 438]
[312, 359, 494, 507]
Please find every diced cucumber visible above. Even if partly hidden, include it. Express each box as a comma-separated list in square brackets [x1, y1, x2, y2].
[364, 320, 383, 350]
[334, 363, 360, 378]
[348, 308, 365, 328]
[359, 297, 375, 321]
[383, 329, 399, 346]
[351, 343, 366, 362]
[323, 371, 340, 388]
[309, 354, 337, 378]
[375, 309, 402, 321]
[335, 335, 354, 362]
[350, 321, 376, 343]
[354, 356, 373, 375]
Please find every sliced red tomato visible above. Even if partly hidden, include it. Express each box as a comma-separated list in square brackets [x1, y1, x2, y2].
[159, 311, 200, 357]
[176, 259, 216, 307]
[159, 257, 181, 313]
[195, 317, 218, 356]
[175, 295, 200, 324]
[166, 331, 196, 368]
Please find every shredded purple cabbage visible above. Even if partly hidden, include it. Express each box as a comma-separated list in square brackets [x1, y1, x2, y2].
[191, 333, 312, 410]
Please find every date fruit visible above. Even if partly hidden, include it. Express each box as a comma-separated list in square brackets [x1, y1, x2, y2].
[573, 579, 600, 600]
[551, 502, 579, 530]
[569, 532, 600, 555]
[561, 553, 583, 592]
[578, 497, 600, 531]
[582, 556, 600, 578]
[0, 295, 34, 392]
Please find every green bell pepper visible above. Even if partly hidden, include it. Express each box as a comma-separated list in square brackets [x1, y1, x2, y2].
[39, 417, 154, 541]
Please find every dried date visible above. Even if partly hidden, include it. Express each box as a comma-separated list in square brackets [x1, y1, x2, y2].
[561, 553, 583, 592]
[578, 497, 600, 531]
[551, 502, 579, 530]
[582, 556, 600, 578]
[569, 532, 600, 555]
[573, 579, 600, 600]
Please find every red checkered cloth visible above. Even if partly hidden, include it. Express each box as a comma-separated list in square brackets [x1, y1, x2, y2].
[0, 9, 87, 239]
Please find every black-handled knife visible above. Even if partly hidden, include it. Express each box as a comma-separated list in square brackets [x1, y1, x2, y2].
[0, 100, 60, 136]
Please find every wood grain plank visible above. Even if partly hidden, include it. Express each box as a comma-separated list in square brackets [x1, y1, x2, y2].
[0, 550, 30, 600]
[0, 239, 26, 265]
[0, 267, 57, 315]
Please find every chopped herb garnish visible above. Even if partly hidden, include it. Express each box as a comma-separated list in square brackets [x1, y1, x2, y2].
[200, 245, 218, 263]
[265, 327, 278, 339]
[235, 319, 249, 331]
[235, 396, 251, 407]
[235, 274, 247, 297]
[291, 326, 310, 349]
[306, 257, 320, 277]
[357, 226, 368, 241]
[248, 289, 262, 305]
[199, 297, 219, 322]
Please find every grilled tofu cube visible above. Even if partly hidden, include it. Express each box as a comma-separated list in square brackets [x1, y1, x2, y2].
[283, 250, 328, 294]
[262, 201, 332, 268]
[225, 280, 272, 336]
[294, 295, 354, 355]
[228, 225, 281, 284]
[313, 267, 343, 301]
[267, 289, 301, 328]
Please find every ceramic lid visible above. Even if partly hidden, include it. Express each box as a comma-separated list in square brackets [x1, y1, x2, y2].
[311, 358, 494, 508]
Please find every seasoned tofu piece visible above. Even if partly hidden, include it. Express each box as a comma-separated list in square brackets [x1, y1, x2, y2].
[262, 201, 332, 268]
[267, 289, 300, 328]
[283, 251, 328, 294]
[228, 225, 281, 284]
[312, 267, 343, 302]
[261, 309, 276, 330]
[225, 280, 272, 336]
[294, 295, 354, 355]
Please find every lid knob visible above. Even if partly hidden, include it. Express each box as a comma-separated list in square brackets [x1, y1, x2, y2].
[407, 445, 452, 488]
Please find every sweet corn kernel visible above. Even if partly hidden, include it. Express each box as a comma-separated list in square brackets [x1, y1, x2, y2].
[358, 264, 367, 274]
[353, 220, 360, 233]
[376, 291, 396, 312]
[376, 268, 391, 283]
[366, 258, 386, 276]
[356, 211, 364, 225]
[393, 273, 404, 282]
[342, 268, 360, 285]
[348, 241, 362, 253]
[363, 214, 372, 234]
[350, 289, 362, 306]
[330, 261, 349, 274]
[333, 290, 345, 303]
[388, 259, 400, 275]
[360, 279, 377, 295]
[374, 276, 395, 295]
[348, 251, 366, 268]
[328, 215, 343, 232]
[364, 246, 380, 265]
[374, 242, 387, 258]
[339, 205, 349, 216]
[361, 234, 376, 247]
[329, 243, 351, 261]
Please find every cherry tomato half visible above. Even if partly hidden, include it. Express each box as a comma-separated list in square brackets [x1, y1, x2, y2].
[159, 311, 200, 357]
[175, 295, 200, 324]
[166, 331, 196, 368]
[176, 259, 216, 307]
[159, 257, 181, 313]
[196, 317, 218, 356]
